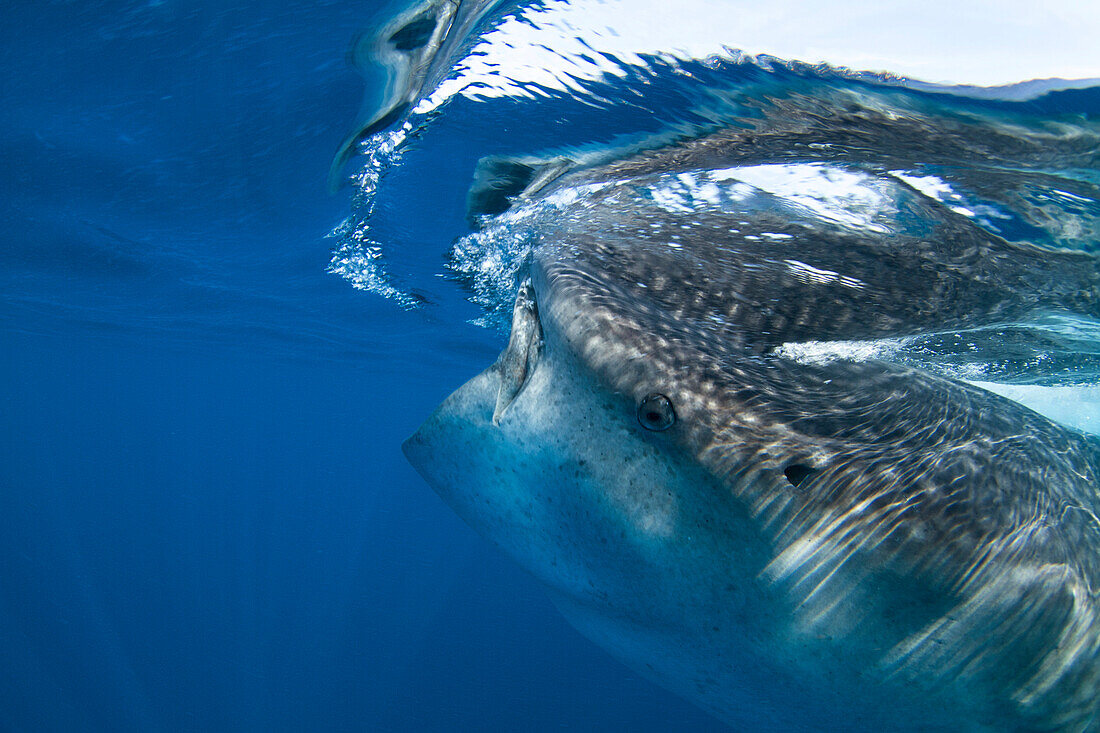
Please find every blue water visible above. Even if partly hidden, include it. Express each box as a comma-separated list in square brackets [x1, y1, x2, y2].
[6, 1, 1100, 731]
[0, 2, 726, 730]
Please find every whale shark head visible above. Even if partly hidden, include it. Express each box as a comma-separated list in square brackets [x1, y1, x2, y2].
[403, 158, 1100, 731]
[403, 272, 812, 727]
[404, 281, 725, 600]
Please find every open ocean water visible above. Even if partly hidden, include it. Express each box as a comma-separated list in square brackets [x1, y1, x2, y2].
[4, 1, 1100, 731]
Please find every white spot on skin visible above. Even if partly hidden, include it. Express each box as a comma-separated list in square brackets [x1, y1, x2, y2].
[1053, 189, 1094, 204]
[784, 259, 866, 289]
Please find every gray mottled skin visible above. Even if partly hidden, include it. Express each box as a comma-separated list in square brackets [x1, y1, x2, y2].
[528, 177, 1100, 350]
[408, 225, 1100, 729]
[534, 235, 1100, 729]
[406, 247, 1100, 729]
[403, 80, 1100, 732]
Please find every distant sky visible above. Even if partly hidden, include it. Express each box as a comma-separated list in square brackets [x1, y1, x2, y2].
[418, 0, 1100, 107]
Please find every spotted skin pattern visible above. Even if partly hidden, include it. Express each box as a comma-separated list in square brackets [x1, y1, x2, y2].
[407, 85, 1100, 731]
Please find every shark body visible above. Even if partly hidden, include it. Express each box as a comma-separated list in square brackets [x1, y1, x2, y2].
[404, 142, 1100, 730]
[351, 5, 1100, 723]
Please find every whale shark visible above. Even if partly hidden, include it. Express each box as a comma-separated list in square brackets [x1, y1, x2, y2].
[341, 3, 1100, 726]
[402, 112, 1100, 730]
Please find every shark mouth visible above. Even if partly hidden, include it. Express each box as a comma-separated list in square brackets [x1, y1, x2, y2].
[491, 281, 543, 424]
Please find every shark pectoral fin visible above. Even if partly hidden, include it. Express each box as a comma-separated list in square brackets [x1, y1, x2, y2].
[467, 155, 576, 222]
[492, 282, 543, 424]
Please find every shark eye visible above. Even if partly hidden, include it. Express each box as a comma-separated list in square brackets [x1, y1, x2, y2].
[637, 393, 676, 431]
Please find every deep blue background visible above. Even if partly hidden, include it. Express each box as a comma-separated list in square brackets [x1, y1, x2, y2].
[1, 1, 727, 730]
